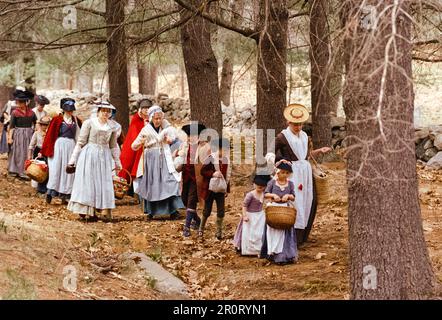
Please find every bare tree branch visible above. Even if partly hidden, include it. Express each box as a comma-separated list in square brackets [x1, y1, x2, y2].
[173, 0, 259, 40]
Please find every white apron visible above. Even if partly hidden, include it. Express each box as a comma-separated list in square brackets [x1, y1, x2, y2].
[281, 128, 314, 230]
[265, 202, 291, 255]
[241, 210, 266, 255]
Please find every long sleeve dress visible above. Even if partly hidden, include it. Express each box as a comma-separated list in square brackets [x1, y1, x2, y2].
[43, 115, 81, 200]
[260, 179, 298, 264]
[275, 129, 317, 245]
[8, 107, 37, 176]
[67, 118, 122, 216]
[233, 191, 266, 256]
[132, 121, 184, 217]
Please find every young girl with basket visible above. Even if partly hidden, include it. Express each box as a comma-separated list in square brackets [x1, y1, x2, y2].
[27, 116, 51, 194]
[233, 174, 271, 256]
[260, 161, 298, 265]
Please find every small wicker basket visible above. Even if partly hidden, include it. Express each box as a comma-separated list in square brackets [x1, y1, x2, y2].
[25, 159, 48, 183]
[265, 203, 297, 230]
[113, 168, 132, 200]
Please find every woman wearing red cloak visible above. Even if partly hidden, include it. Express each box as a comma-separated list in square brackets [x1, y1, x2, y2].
[118, 99, 152, 192]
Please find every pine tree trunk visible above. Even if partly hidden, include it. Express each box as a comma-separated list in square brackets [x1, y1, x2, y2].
[310, 0, 332, 149]
[256, 0, 288, 154]
[0, 85, 13, 109]
[343, 0, 436, 299]
[179, 63, 186, 98]
[180, 0, 223, 134]
[219, 58, 233, 106]
[127, 64, 132, 95]
[106, 0, 129, 133]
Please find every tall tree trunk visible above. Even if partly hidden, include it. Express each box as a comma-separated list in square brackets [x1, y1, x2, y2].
[67, 73, 75, 91]
[256, 0, 288, 154]
[180, 0, 223, 134]
[179, 63, 186, 98]
[219, 58, 233, 106]
[127, 63, 132, 95]
[219, 0, 244, 107]
[329, 45, 344, 117]
[106, 0, 129, 133]
[137, 50, 158, 95]
[0, 85, 13, 109]
[310, 0, 332, 149]
[22, 55, 35, 92]
[343, 0, 436, 299]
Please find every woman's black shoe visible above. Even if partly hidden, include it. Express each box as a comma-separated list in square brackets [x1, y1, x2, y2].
[46, 194, 52, 204]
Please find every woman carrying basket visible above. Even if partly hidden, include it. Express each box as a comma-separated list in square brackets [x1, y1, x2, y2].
[131, 105, 184, 219]
[66, 102, 121, 222]
[268, 104, 331, 246]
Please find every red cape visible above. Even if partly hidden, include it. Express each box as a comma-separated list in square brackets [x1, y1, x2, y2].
[119, 112, 145, 181]
[41, 114, 82, 158]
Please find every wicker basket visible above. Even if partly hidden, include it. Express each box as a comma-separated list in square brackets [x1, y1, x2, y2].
[311, 161, 332, 205]
[265, 204, 297, 230]
[25, 160, 48, 183]
[113, 168, 132, 200]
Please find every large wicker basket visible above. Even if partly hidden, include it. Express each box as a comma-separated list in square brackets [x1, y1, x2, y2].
[113, 168, 132, 200]
[25, 159, 48, 183]
[265, 204, 297, 230]
[311, 160, 332, 205]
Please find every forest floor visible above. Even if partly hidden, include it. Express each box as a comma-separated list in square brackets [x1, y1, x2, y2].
[0, 156, 441, 300]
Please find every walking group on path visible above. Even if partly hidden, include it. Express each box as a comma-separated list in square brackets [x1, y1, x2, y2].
[1, 89, 331, 265]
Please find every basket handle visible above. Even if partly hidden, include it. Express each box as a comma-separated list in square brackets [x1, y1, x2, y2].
[113, 167, 133, 185]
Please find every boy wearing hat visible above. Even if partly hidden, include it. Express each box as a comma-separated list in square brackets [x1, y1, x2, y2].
[199, 137, 231, 240]
[33, 95, 50, 126]
[175, 122, 211, 237]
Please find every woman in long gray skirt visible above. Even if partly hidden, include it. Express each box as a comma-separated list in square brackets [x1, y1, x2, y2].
[7, 89, 36, 180]
[131, 105, 184, 219]
[67, 102, 122, 222]
[41, 98, 82, 204]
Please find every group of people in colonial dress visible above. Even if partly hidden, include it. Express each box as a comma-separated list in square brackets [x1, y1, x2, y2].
[1, 91, 331, 265]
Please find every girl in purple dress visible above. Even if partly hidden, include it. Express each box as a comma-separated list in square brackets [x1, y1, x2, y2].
[260, 161, 298, 264]
[234, 174, 271, 256]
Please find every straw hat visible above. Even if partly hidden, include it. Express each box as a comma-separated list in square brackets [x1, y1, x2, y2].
[283, 104, 309, 123]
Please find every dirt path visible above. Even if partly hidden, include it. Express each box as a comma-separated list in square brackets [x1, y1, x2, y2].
[0, 156, 440, 299]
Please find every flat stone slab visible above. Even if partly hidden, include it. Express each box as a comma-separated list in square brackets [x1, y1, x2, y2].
[126, 252, 190, 299]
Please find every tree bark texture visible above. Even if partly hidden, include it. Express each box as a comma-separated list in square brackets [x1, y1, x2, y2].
[343, 0, 436, 299]
[310, 0, 332, 149]
[106, 0, 129, 133]
[180, 0, 223, 134]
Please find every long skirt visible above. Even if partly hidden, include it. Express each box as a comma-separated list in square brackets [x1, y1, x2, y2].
[136, 147, 184, 216]
[68, 143, 115, 216]
[233, 210, 266, 256]
[47, 137, 75, 198]
[0, 125, 8, 154]
[8, 127, 33, 175]
[260, 225, 298, 264]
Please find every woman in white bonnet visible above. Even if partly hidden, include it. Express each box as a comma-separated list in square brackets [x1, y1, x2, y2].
[132, 105, 184, 220]
[67, 101, 122, 222]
